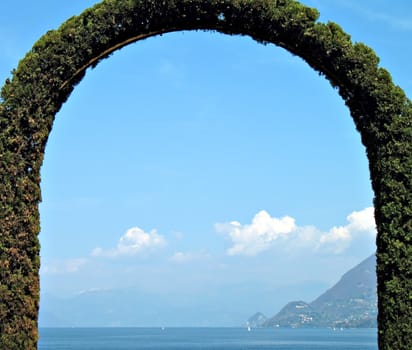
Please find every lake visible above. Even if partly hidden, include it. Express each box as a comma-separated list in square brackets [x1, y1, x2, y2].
[39, 327, 378, 349]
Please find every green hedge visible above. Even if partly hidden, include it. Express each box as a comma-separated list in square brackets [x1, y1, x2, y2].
[1, 0, 411, 348]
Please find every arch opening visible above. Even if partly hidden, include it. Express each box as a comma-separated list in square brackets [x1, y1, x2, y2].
[39, 31, 375, 327]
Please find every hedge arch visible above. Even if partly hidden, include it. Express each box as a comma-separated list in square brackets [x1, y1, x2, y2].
[0, 0, 411, 348]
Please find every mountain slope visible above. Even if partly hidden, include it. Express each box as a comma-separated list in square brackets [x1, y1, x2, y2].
[264, 255, 377, 328]
[247, 312, 268, 328]
[310, 254, 377, 326]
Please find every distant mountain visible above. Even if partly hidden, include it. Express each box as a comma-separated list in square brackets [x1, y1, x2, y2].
[40, 289, 164, 327]
[262, 255, 377, 328]
[41, 256, 376, 328]
[39, 288, 218, 327]
[40, 279, 328, 327]
[247, 312, 268, 328]
[39, 286, 272, 327]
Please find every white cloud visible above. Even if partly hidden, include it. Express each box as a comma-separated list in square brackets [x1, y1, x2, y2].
[347, 206, 376, 232]
[216, 207, 376, 256]
[318, 226, 351, 253]
[215, 210, 297, 256]
[318, 207, 376, 253]
[41, 258, 88, 275]
[92, 227, 167, 258]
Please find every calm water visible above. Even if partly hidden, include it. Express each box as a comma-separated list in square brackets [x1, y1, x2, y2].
[39, 327, 378, 350]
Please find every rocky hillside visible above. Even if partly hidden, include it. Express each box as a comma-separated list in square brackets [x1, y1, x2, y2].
[262, 255, 377, 328]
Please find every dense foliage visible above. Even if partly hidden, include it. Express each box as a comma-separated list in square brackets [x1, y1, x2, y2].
[0, 0, 411, 348]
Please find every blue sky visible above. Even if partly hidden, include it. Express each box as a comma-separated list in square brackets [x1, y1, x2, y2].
[1, 1, 411, 325]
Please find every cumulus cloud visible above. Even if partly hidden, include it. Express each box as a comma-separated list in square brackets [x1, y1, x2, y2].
[216, 207, 376, 256]
[318, 207, 376, 253]
[92, 227, 167, 258]
[215, 210, 297, 256]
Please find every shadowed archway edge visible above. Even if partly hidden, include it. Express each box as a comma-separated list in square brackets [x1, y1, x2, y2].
[0, 0, 411, 348]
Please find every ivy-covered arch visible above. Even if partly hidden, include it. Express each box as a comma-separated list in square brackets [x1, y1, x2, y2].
[0, 0, 411, 348]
